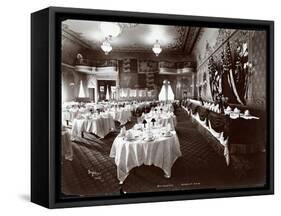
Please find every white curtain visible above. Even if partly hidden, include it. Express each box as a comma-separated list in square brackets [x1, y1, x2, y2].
[78, 80, 85, 98]
[158, 85, 166, 101]
[167, 83, 175, 101]
[106, 85, 110, 100]
[158, 81, 174, 101]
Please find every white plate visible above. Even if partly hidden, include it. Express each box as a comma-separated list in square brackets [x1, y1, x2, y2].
[123, 137, 135, 141]
[143, 137, 155, 141]
[230, 113, 239, 119]
[163, 134, 173, 137]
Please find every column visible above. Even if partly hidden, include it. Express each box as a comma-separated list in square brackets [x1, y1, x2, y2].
[94, 76, 98, 103]
[116, 71, 120, 100]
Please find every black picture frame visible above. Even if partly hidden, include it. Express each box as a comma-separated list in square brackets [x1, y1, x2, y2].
[31, 6, 274, 208]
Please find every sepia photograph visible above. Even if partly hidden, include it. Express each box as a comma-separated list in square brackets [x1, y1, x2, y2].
[60, 19, 268, 198]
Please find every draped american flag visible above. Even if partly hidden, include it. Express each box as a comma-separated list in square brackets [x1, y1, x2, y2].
[223, 41, 247, 105]
[208, 56, 221, 100]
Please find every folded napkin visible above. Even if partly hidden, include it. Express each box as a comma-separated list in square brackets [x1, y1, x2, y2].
[120, 126, 126, 136]
[226, 106, 232, 111]
[233, 107, 241, 114]
[244, 109, 250, 116]
[215, 107, 220, 113]
[166, 123, 172, 132]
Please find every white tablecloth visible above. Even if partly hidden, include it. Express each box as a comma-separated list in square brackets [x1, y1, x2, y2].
[64, 108, 80, 122]
[71, 114, 115, 139]
[109, 108, 132, 125]
[124, 104, 135, 112]
[182, 106, 230, 166]
[62, 129, 73, 161]
[62, 107, 93, 123]
[155, 104, 174, 113]
[62, 110, 71, 122]
[110, 128, 182, 183]
[140, 111, 177, 131]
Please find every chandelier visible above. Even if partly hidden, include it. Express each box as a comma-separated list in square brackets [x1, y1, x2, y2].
[99, 22, 121, 55]
[101, 37, 112, 55]
[152, 40, 162, 56]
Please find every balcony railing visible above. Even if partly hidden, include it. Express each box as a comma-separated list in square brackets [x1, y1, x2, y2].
[76, 59, 118, 68]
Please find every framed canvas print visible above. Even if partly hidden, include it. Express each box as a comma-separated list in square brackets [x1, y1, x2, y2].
[31, 6, 274, 208]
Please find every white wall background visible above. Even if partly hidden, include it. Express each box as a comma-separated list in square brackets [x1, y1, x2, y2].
[0, 0, 279, 214]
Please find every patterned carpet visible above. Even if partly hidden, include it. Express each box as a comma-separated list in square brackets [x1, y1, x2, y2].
[61, 107, 266, 198]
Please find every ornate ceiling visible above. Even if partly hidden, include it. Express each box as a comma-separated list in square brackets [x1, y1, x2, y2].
[62, 19, 200, 54]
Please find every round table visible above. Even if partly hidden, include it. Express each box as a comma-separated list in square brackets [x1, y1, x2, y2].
[61, 128, 73, 161]
[71, 114, 115, 140]
[108, 108, 132, 125]
[110, 127, 182, 183]
[140, 111, 177, 131]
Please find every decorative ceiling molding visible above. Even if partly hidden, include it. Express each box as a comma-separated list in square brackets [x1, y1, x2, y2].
[167, 26, 189, 50]
[197, 29, 238, 69]
[91, 26, 189, 52]
[62, 20, 200, 55]
[193, 27, 205, 48]
[182, 27, 201, 54]
[62, 24, 92, 49]
[118, 23, 139, 30]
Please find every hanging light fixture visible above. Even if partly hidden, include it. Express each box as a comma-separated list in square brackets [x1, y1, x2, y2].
[152, 40, 162, 56]
[101, 37, 112, 55]
[99, 22, 122, 55]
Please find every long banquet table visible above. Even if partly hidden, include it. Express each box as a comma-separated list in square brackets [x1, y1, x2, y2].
[110, 127, 182, 183]
[182, 100, 261, 166]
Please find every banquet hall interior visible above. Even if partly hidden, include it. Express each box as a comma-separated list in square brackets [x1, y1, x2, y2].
[61, 20, 267, 197]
